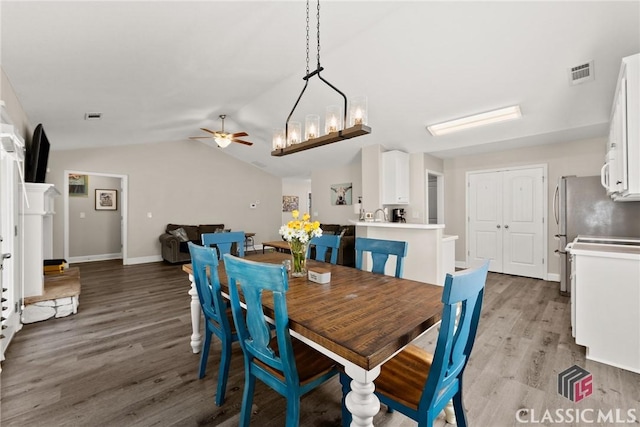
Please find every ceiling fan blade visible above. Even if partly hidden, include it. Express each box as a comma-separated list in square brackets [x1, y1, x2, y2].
[232, 139, 253, 146]
[230, 132, 248, 138]
[200, 128, 220, 136]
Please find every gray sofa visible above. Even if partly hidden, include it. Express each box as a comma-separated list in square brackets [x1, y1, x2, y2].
[159, 223, 225, 263]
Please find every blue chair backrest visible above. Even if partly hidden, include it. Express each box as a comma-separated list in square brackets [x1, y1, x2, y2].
[355, 237, 408, 278]
[420, 260, 489, 412]
[308, 234, 341, 265]
[202, 231, 245, 259]
[222, 253, 300, 385]
[188, 242, 231, 333]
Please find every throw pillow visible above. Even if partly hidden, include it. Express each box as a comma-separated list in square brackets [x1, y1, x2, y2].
[169, 227, 189, 242]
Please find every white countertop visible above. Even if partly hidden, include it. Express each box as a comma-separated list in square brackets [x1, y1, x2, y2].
[568, 242, 640, 260]
[350, 220, 445, 229]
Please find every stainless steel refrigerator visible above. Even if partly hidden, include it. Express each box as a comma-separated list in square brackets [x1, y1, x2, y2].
[554, 175, 640, 295]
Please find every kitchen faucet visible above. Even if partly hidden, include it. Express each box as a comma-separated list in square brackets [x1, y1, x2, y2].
[373, 208, 388, 222]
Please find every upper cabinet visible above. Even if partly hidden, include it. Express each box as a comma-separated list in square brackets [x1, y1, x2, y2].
[602, 53, 640, 201]
[381, 150, 410, 205]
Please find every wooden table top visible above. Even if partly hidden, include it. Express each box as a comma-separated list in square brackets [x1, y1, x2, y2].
[183, 252, 443, 370]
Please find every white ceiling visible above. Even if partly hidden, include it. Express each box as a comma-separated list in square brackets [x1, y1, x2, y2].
[2, 1, 639, 178]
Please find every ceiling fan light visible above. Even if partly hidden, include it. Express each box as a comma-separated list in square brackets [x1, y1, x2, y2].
[427, 105, 522, 136]
[215, 136, 232, 148]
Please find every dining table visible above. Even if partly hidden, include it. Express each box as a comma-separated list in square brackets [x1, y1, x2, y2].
[182, 251, 444, 427]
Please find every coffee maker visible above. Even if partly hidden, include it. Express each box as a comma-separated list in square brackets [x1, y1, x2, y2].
[391, 208, 406, 223]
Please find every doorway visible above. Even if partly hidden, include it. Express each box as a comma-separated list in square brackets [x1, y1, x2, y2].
[467, 165, 547, 279]
[425, 170, 444, 224]
[64, 171, 128, 264]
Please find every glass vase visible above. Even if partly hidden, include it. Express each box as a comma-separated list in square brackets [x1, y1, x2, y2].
[288, 240, 308, 278]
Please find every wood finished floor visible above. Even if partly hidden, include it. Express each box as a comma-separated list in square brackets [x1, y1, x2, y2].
[1, 260, 639, 426]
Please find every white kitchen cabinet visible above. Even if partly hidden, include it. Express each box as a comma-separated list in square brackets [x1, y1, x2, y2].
[381, 150, 410, 205]
[570, 242, 640, 374]
[602, 53, 639, 201]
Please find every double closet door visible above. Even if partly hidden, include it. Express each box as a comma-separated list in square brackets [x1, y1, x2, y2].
[468, 166, 546, 279]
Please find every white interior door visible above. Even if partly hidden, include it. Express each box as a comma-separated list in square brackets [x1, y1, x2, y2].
[502, 168, 545, 278]
[468, 172, 503, 272]
[468, 166, 546, 279]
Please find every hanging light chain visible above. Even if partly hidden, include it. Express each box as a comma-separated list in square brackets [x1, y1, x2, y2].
[305, 0, 310, 76]
[316, 0, 321, 68]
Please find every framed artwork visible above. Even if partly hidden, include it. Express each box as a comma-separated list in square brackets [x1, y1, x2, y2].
[69, 174, 88, 197]
[95, 189, 117, 211]
[330, 182, 352, 205]
[282, 195, 299, 212]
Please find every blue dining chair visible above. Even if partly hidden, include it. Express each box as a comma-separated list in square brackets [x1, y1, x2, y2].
[202, 231, 246, 258]
[354, 237, 408, 278]
[340, 260, 490, 427]
[187, 242, 239, 406]
[222, 253, 339, 427]
[307, 234, 341, 264]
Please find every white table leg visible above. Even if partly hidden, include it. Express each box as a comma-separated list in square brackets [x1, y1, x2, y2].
[187, 273, 201, 354]
[443, 400, 456, 424]
[345, 365, 381, 427]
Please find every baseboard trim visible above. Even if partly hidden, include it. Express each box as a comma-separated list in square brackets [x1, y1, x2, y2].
[546, 273, 560, 282]
[68, 253, 122, 264]
[125, 255, 163, 265]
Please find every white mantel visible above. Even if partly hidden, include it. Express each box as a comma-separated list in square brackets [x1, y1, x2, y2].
[353, 221, 457, 285]
[21, 183, 60, 297]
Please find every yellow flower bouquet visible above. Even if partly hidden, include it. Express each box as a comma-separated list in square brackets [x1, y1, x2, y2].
[279, 210, 322, 277]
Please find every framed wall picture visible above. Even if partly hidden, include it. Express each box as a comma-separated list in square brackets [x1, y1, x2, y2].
[282, 195, 299, 212]
[95, 189, 117, 211]
[69, 174, 88, 197]
[330, 182, 352, 205]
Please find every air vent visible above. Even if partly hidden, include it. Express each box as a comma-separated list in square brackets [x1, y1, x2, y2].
[84, 112, 102, 120]
[252, 161, 267, 168]
[569, 61, 594, 85]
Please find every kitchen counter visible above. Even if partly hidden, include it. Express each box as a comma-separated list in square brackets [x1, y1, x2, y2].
[349, 220, 444, 229]
[355, 221, 457, 285]
[569, 242, 640, 259]
[568, 238, 640, 374]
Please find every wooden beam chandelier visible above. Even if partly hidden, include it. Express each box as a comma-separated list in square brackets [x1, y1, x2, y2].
[271, 0, 371, 157]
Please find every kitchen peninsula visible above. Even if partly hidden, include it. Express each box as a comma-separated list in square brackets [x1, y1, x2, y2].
[352, 221, 457, 285]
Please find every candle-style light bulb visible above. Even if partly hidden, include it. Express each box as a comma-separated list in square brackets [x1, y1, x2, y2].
[354, 108, 363, 125]
[329, 116, 337, 133]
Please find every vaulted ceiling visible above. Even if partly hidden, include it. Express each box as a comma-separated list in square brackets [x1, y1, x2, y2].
[2, 1, 639, 178]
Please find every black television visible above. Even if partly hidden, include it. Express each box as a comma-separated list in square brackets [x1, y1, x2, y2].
[25, 123, 50, 183]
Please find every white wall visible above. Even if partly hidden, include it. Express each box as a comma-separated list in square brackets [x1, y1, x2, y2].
[310, 158, 362, 225]
[443, 137, 606, 276]
[281, 178, 311, 224]
[47, 142, 282, 263]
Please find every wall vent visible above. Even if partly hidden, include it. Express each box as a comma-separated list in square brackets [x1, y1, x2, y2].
[569, 61, 594, 85]
[84, 112, 102, 120]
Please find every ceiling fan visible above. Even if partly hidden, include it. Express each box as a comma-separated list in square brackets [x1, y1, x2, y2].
[189, 114, 253, 148]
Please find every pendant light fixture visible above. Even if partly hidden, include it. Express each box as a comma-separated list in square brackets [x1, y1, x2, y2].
[271, 0, 371, 156]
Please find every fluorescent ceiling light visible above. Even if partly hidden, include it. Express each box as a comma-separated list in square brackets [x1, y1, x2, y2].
[427, 105, 522, 136]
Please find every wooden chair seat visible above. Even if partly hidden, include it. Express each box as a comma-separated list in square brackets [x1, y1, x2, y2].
[255, 336, 336, 385]
[375, 344, 434, 410]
